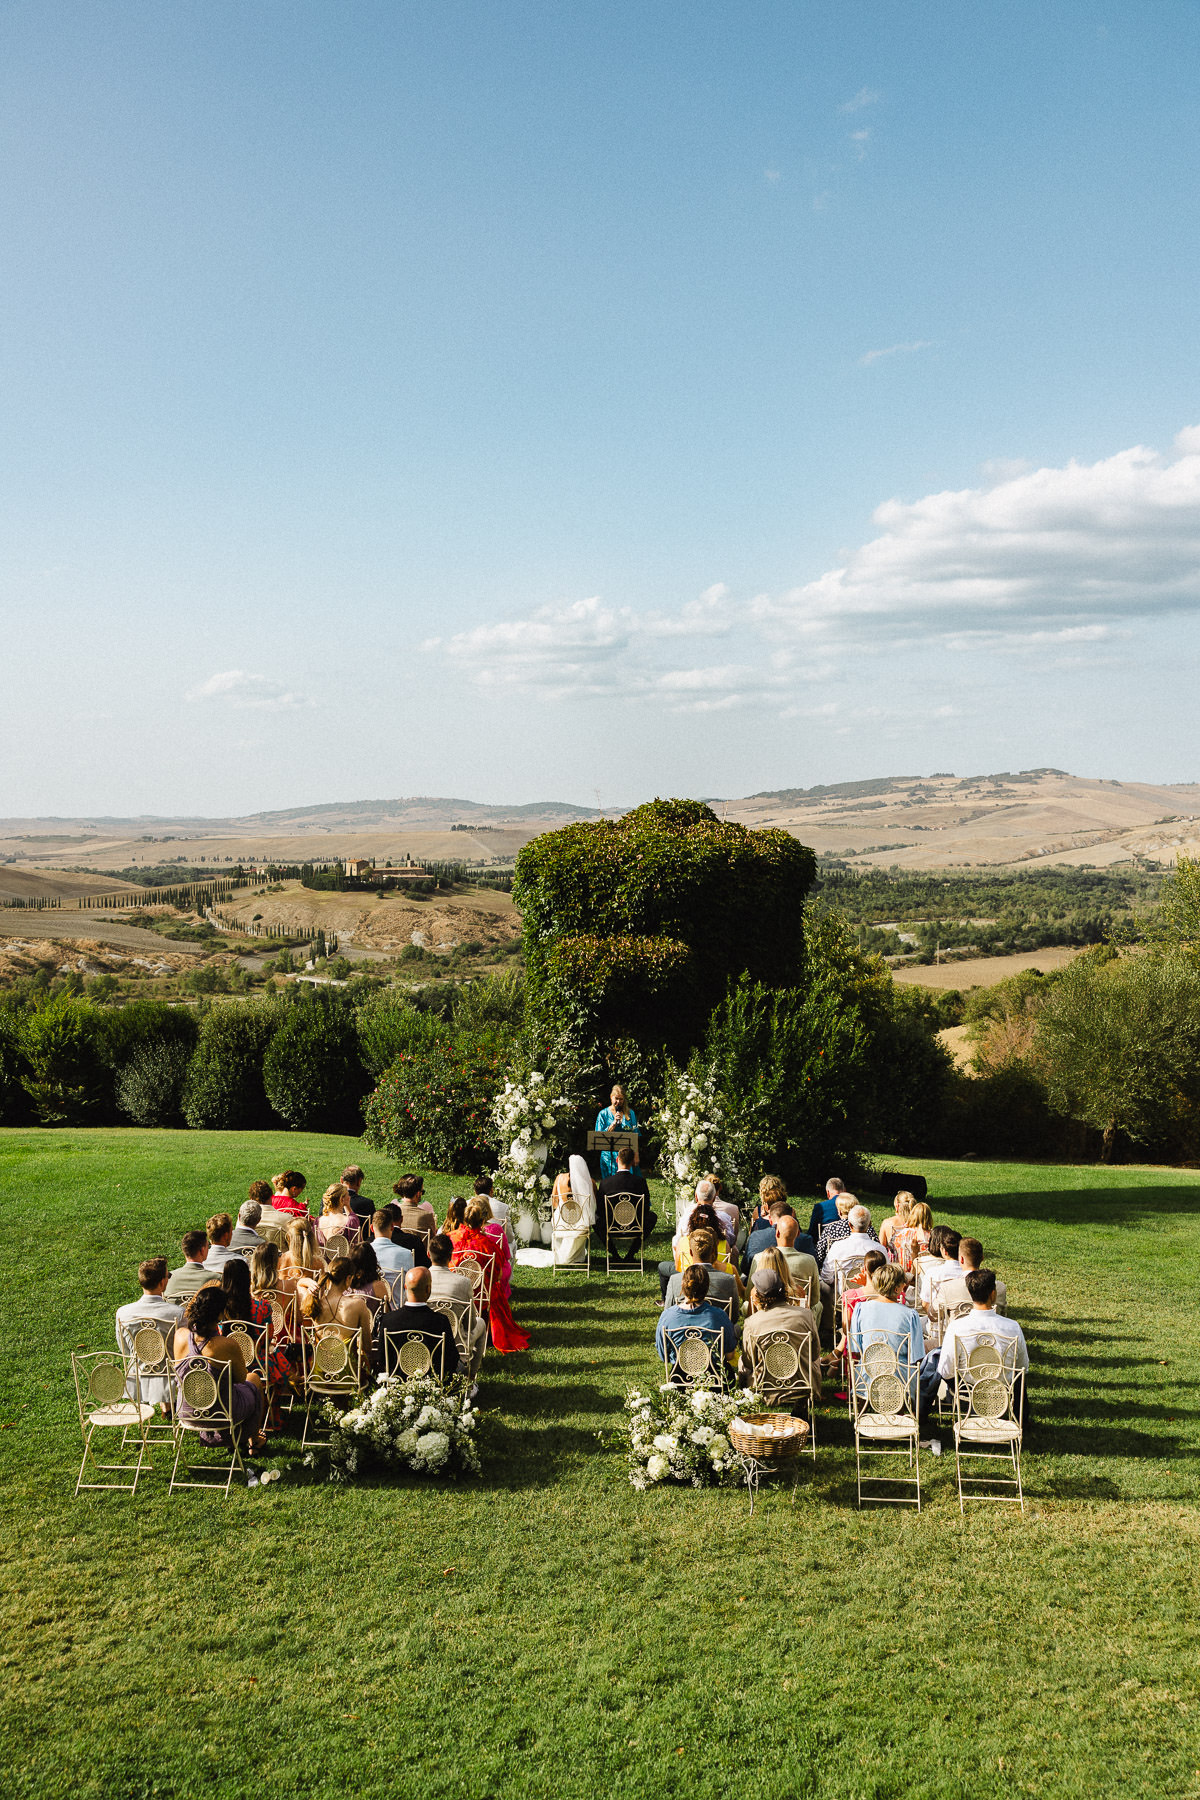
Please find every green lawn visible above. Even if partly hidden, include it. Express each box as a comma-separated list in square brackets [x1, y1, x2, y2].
[2, 1130, 1200, 1800]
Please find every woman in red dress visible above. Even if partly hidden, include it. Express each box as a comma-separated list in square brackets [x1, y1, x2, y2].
[451, 1198, 529, 1353]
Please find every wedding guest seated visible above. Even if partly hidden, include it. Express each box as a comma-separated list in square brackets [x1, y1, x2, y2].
[165, 1230, 212, 1301]
[848, 1263, 924, 1399]
[918, 1268, 1029, 1449]
[936, 1237, 1007, 1314]
[341, 1164, 374, 1233]
[270, 1169, 310, 1218]
[372, 1266, 460, 1379]
[655, 1264, 736, 1376]
[442, 1196, 469, 1248]
[173, 1282, 267, 1454]
[383, 1202, 432, 1268]
[203, 1214, 246, 1276]
[250, 1241, 298, 1311]
[754, 1212, 820, 1314]
[218, 1259, 293, 1398]
[677, 1217, 744, 1299]
[878, 1190, 913, 1254]
[429, 1233, 488, 1375]
[298, 1256, 374, 1370]
[740, 1180, 789, 1274]
[597, 1145, 657, 1260]
[393, 1173, 438, 1242]
[708, 1176, 742, 1256]
[230, 1199, 266, 1253]
[814, 1193, 874, 1271]
[912, 1225, 949, 1310]
[249, 1178, 293, 1233]
[820, 1204, 881, 1324]
[664, 1227, 741, 1323]
[116, 1258, 182, 1404]
[839, 1248, 888, 1349]
[279, 1216, 322, 1286]
[893, 1201, 933, 1272]
[316, 1182, 359, 1247]
[807, 1175, 845, 1245]
[658, 1180, 717, 1299]
[475, 1173, 513, 1242]
[738, 1268, 822, 1400]
[348, 1241, 388, 1313]
[370, 1209, 416, 1278]
[923, 1228, 966, 1314]
[452, 1199, 529, 1353]
[750, 1246, 811, 1310]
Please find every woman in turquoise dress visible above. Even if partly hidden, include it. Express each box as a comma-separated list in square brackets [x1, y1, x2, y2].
[595, 1084, 640, 1179]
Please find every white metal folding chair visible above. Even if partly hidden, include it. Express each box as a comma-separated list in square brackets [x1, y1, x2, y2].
[605, 1193, 647, 1274]
[749, 1330, 818, 1456]
[952, 1335, 1025, 1512]
[119, 1321, 178, 1445]
[455, 1253, 494, 1315]
[167, 1355, 250, 1496]
[72, 1351, 153, 1496]
[851, 1335, 921, 1510]
[300, 1322, 364, 1447]
[322, 1232, 352, 1261]
[428, 1295, 473, 1361]
[551, 1195, 591, 1273]
[663, 1323, 724, 1389]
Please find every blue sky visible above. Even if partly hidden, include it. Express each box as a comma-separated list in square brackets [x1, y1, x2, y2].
[4, 1, 1200, 814]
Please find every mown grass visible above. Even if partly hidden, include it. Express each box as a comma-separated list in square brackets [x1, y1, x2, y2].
[2, 1131, 1200, 1800]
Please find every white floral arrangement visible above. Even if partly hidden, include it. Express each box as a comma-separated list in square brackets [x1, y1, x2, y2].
[490, 1068, 577, 1226]
[624, 1382, 763, 1489]
[321, 1373, 481, 1482]
[653, 1062, 745, 1225]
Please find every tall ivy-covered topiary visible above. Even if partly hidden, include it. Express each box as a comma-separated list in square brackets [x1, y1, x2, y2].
[513, 798, 816, 1053]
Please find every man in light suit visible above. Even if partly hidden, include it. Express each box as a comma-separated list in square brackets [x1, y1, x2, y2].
[428, 1233, 487, 1376]
[230, 1200, 266, 1253]
[116, 1258, 182, 1406]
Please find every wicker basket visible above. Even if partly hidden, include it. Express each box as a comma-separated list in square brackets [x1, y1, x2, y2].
[729, 1411, 809, 1461]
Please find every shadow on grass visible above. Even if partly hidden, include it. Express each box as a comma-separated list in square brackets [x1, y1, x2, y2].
[937, 1187, 1200, 1228]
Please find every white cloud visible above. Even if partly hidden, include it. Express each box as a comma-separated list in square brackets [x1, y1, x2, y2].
[429, 427, 1200, 709]
[859, 339, 934, 367]
[440, 595, 637, 695]
[187, 669, 309, 711]
[756, 428, 1200, 650]
[850, 128, 871, 160]
[840, 87, 879, 113]
[764, 167, 781, 183]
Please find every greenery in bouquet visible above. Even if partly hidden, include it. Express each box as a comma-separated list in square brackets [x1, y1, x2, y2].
[623, 1382, 762, 1489]
[653, 1059, 745, 1223]
[319, 1373, 482, 1482]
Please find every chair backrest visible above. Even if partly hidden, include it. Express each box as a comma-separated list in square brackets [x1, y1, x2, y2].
[303, 1322, 360, 1390]
[752, 1328, 814, 1403]
[381, 1328, 448, 1382]
[383, 1269, 408, 1308]
[953, 1332, 1020, 1423]
[706, 1292, 735, 1321]
[428, 1295, 472, 1351]
[607, 1193, 645, 1237]
[835, 1254, 866, 1297]
[456, 1254, 493, 1307]
[323, 1232, 351, 1260]
[126, 1321, 172, 1377]
[664, 1324, 723, 1387]
[173, 1352, 235, 1427]
[253, 1289, 292, 1340]
[221, 1318, 268, 1377]
[557, 1196, 587, 1230]
[257, 1221, 288, 1249]
[853, 1332, 918, 1422]
[73, 1351, 136, 1430]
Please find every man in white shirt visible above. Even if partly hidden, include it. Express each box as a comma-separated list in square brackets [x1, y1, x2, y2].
[821, 1205, 880, 1322]
[919, 1268, 1028, 1450]
[115, 1258, 182, 1406]
[936, 1237, 1007, 1315]
[202, 1213, 247, 1276]
[428, 1232, 487, 1375]
[370, 1209, 415, 1277]
[924, 1228, 966, 1312]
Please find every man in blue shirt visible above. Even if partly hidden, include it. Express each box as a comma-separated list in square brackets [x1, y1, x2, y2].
[807, 1177, 845, 1245]
[370, 1209, 415, 1276]
[656, 1264, 736, 1373]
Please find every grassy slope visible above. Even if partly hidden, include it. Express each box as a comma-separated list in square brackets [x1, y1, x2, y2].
[2, 1132, 1199, 1800]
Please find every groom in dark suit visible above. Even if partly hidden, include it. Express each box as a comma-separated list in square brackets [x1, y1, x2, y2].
[597, 1145, 657, 1261]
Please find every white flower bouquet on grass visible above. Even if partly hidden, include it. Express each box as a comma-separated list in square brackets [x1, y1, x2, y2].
[623, 1382, 763, 1490]
[322, 1374, 482, 1482]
